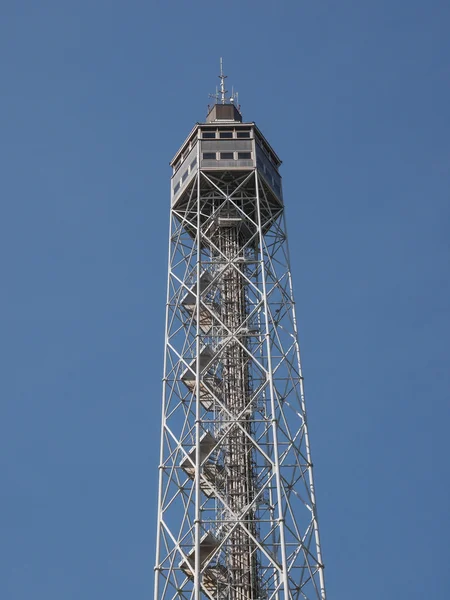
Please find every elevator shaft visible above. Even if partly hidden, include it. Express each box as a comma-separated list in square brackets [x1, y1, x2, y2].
[215, 220, 258, 600]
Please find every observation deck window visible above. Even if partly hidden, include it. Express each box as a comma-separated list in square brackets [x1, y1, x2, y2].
[203, 152, 216, 160]
[238, 152, 251, 159]
[237, 131, 250, 138]
[202, 132, 216, 139]
[220, 152, 234, 159]
[219, 131, 233, 139]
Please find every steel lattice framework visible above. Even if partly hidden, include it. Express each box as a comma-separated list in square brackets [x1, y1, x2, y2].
[154, 106, 326, 600]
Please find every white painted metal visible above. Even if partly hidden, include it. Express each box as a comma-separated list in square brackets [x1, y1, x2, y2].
[154, 112, 326, 600]
[219, 58, 227, 104]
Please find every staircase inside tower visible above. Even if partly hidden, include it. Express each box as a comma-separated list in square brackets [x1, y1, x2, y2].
[179, 193, 261, 600]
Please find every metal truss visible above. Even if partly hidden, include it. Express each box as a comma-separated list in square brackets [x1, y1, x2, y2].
[154, 167, 326, 600]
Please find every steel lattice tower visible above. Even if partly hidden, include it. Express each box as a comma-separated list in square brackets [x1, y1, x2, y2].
[154, 70, 326, 600]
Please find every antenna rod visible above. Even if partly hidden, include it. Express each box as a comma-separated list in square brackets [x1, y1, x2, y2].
[219, 57, 227, 104]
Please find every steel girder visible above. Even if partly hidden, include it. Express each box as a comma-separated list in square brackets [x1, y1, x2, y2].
[154, 167, 326, 600]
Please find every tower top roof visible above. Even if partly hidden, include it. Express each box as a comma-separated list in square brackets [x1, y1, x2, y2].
[206, 103, 242, 123]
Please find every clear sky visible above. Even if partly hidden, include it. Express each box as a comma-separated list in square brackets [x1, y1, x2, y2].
[1, 1, 449, 598]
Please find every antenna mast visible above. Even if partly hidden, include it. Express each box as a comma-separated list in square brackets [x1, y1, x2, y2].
[209, 58, 237, 107]
[219, 57, 227, 104]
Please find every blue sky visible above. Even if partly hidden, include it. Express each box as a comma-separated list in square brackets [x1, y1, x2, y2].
[1, 1, 449, 598]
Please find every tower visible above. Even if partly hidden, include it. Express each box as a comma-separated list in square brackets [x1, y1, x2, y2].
[154, 66, 326, 600]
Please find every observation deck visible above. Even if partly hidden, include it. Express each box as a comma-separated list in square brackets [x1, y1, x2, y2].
[170, 105, 283, 210]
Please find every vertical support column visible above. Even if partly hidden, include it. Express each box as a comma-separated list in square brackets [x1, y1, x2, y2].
[255, 171, 291, 600]
[194, 163, 202, 600]
[154, 192, 177, 600]
[282, 212, 326, 600]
